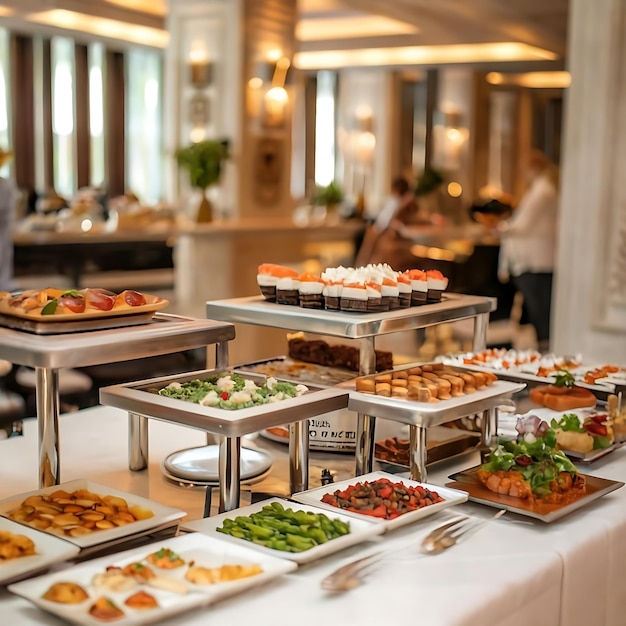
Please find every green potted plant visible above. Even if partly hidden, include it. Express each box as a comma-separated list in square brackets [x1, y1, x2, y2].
[175, 139, 229, 223]
[312, 181, 344, 222]
[415, 166, 444, 196]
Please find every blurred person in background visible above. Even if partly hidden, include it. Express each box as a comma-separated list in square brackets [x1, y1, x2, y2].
[497, 150, 559, 351]
[0, 147, 15, 292]
[355, 175, 425, 268]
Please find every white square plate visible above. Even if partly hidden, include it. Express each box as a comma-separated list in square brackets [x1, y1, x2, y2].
[291, 471, 468, 532]
[0, 517, 80, 585]
[182, 497, 384, 564]
[8, 532, 296, 625]
[0, 479, 186, 549]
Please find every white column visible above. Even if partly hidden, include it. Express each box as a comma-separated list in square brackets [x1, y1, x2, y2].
[552, 0, 626, 361]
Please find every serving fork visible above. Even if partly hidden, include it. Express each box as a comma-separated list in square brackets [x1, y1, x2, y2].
[320, 509, 506, 592]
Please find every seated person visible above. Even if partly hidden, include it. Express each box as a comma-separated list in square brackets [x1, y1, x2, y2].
[355, 176, 426, 269]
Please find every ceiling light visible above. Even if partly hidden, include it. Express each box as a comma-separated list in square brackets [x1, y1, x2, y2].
[486, 71, 571, 88]
[26, 10, 168, 48]
[102, 0, 167, 17]
[297, 16, 419, 41]
[295, 42, 557, 70]
[0, 7, 15, 17]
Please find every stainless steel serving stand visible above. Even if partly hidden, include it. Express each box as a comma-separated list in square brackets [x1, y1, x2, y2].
[99, 369, 349, 512]
[0, 313, 235, 489]
[344, 380, 526, 482]
[206, 293, 496, 477]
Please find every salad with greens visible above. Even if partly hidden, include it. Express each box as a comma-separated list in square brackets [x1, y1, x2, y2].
[480, 428, 580, 497]
[157, 372, 309, 410]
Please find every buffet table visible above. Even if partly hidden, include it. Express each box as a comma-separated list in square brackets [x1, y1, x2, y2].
[1, 405, 626, 625]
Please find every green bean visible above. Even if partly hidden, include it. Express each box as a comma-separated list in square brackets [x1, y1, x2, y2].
[216, 504, 351, 552]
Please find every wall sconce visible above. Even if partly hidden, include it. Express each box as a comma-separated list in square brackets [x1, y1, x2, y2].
[248, 54, 291, 128]
[353, 114, 376, 166]
[188, 50, 212, 89]
[436, 110, 468, 170]
[187, 48, 212, 142]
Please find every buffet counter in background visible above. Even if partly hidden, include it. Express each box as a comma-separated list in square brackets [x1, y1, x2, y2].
[173, 218, 364, 365]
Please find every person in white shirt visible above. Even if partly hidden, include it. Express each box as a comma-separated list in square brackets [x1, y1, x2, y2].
[0, 148, 15, 292]
[498, 150, 559, 350]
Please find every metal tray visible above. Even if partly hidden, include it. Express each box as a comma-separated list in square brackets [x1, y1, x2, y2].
[563, 441, 626, 463]
[234, 356, 356, 387]
[446, 466, 624, 522]
[443, 362, 623, 401]
[343, 376, 526, 428]
[99, 368, 350, 437]
[0, 310, 157, 334]
[206, 294, 496, 339]
[0, 313, 235, 370]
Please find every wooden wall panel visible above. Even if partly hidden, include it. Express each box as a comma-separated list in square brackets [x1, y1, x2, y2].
[9, 34, 35, 191]
[74, 43, 90, 188]
[105, 49, 125, 197]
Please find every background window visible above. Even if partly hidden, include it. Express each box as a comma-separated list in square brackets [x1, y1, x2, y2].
[0, 28, 11, 179]
[314, 70, 336, 186]
[89, 42, 105, 189]
[126, 49, 163, 204]
[51, 36, 76, 198]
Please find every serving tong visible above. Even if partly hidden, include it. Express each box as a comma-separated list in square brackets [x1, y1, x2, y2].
[320, 509, 506, 592]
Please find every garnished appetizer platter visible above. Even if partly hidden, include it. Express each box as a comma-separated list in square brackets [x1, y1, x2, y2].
[440, 350, 626, 392]
[499, 389, 626, 463]
[7, 532, 296, 625]
[156, 372, 309, 411]
[447, 416, 624, 522]
[0, 288, 168, 333]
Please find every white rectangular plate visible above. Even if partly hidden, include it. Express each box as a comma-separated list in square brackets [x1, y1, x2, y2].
[291, 471, 468, 532]
[182, 497, 384, 564]
[0, 479, 186, 549]
[8, 532, 296, 626]
[0, 517, 80, 585]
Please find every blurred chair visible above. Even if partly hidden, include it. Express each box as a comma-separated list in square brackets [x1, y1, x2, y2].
[13, 366, 93, 414]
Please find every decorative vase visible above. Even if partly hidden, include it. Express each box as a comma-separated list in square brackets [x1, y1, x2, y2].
[196, 189, 213, 223]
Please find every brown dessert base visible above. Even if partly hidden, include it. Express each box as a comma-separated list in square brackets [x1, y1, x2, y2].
[299, 294, 324, 309]
[259, 285, 276, 301]
[383, 296, 401, 310]
[340, 298, 368, 312]
[426, 288, 444, 302]
[411, 290, 428, 306]
[366, 297, 384, 312]
[398, 293, 412, 308]
[276, 289, 300, 305]
[324, 296, 340, 310]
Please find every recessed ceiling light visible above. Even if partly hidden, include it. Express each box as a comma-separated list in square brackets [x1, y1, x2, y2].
[25, 9, 168, 48]
[297, 15, 419, 41]
[486, 71, 571, 88]
[295, 42, 558, 69]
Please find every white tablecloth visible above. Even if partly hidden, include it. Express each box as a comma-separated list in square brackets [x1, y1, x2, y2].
[0, 406, 625, 626]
